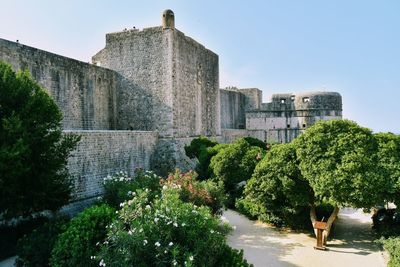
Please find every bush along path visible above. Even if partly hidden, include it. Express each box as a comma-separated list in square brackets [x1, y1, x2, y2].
[224, 208, 386, 267]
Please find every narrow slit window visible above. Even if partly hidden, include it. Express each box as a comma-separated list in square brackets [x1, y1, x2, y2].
[280, 99, 286, 104]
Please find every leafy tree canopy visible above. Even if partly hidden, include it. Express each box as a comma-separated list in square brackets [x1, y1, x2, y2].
[0, 61, 80, 218]
[294, 119, 386, 208]
[375, 132, 400, 205]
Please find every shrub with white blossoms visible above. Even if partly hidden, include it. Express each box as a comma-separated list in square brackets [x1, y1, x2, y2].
[96, 187, 252, 266]
[102, 169, 161, 209]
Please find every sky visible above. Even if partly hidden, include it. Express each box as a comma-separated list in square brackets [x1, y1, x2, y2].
[1, 0, 399, 133]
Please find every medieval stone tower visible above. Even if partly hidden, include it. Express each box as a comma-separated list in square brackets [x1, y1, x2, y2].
[92, 10, 220, 138]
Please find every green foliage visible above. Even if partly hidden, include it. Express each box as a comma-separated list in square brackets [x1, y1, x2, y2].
[210, 138, 263, 207]
[0, 61, 80, 218]
[163, 170, 226, 215]
[378, 237, 400, 267]
[243, 136, 266, 149]
[102, 170, 161, 209]
[15, 216, 69, 267]
[97, 187, 251, 267]
[184, 136, 225, 180]
[294, 119, 385, 208]
[375, 133, 400, 205]
[184, 136, 218, 159]
[195, 143, 227, 180]
[50, 204, 116, 267]
[237, 143, 313, 228]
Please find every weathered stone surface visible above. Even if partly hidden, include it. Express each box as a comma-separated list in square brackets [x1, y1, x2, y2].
[220, 88, 246, 129]
[64, 130, 158, 201]
[0, 38, 120, 130]
[92, 27, 220, 137]
[246, 92, 342, 143]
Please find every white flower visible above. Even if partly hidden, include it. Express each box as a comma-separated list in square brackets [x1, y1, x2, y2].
[128, 230, 133, 235]
[155, 241, 161, 247]
[90, 256, 96, 259]
[99, 259, 106, 266]
[169, 242, 173, 246]
[210, 230, 215, 234]
[189, 255, 194, 261]
[145, 205, 151, 210]
[119, 202, 124, 207]
[172, 260, 177, 266]
[163, 185, 168, 190]
[164, 250, 168, 254]
[173, 222, 178, 227]
[119, 177, 124, 181]
[143, 239, 148, 245]
[154, 218, 159, 223]
[181, 223, 186, 227]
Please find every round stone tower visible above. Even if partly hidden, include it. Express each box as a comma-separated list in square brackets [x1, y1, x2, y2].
[162, 9, 175, 30]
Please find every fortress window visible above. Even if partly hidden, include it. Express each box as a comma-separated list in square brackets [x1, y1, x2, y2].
[280, 99, 286, 104]
[290, 95, 295, 101]
[302, 97, 310, 103]
[303, 123, 306, 128]
[287, 124, 290, 128]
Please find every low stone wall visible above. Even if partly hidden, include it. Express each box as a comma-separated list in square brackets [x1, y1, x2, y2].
[64, 130, 158, 202]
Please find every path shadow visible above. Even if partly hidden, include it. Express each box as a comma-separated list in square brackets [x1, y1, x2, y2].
[224, 210, 305, 267]
[328, 209, 381, 256]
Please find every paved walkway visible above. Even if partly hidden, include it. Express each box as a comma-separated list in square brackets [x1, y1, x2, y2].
[224, 208, 387, 267]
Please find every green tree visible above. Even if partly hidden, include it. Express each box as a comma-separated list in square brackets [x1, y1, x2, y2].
[237, 142, 313, 227]
[184, 136, 225, 180]
[240, 120, 393, 243]
[294, 119, 386, 242]
[210, 138, 263, 207]
[375, 132, 400, 206]
[0, 61, 80, 218]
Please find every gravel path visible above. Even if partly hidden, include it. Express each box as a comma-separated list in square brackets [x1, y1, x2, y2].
[224, 208, 387, 267]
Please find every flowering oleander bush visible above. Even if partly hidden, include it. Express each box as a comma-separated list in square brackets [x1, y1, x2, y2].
[50, 204, 116, 267]
[102, 170, 161, 209]
[96, 187, 252, 266]
[162, 170, 226, 215]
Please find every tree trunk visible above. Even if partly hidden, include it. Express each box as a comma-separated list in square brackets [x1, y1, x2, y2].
[310, 205, 340, 245]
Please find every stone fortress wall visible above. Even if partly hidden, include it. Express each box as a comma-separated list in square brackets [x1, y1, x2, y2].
[0, 9, 342, 207]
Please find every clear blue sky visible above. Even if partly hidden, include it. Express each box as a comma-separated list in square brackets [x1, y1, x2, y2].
[1, 0, 399, 133]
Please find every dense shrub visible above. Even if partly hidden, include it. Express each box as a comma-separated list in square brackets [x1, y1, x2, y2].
[0, 61, 80, 219]
[379, 237, 400, 267]
[15, 216, 69, 267]
[243, 136, 266, 149]
[184, 136, 218, 159]
[210, 138, 263, 207]
[185, 137, 226, 180]
[236, 143, 313, 228]
[102, 170, 161, 209]
[96, 187, 251, 266]
[162, 170, 226, 215]
[50, 204, 116, 267]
